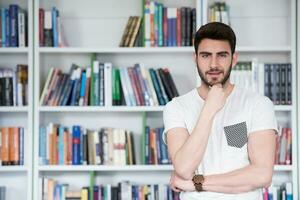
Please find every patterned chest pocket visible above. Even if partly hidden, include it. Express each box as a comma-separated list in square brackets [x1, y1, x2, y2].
[224, 122, 248, 148]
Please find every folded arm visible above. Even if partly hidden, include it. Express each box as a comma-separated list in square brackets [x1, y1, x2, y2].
[170, 130, 276, 193]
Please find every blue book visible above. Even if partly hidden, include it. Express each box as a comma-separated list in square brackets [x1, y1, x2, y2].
[159, 128, 169, 164]
[19, 127, 25, 165]
[70, 68, 81, 106]
[72, 125, 81, 165]
[155, 128, 161, 164]
[79, 70, 86, 106]
[145, 126, 150, 164]
[58, 126, 65, 165]
[5, 9, 10, 47]
[39, 126, 46, 165]
[1, 8, 6, 47]
[149, 68, 165, 105]
[9, 4, 18, 47]
[52, 7, 58, 47]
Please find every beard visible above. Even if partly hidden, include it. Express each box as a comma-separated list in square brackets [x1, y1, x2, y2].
[197, 62, 232, 87]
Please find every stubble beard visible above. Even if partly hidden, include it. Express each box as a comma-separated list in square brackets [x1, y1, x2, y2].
[197, 62, 232, 87]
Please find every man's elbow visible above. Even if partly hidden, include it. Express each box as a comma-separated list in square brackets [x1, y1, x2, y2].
[173, 164, 194, 180]
[253, 168, 273, 189]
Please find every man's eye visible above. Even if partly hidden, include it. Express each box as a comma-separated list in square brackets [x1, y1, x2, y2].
[219, 54, 227, 58]
[201, 54, 209, 58]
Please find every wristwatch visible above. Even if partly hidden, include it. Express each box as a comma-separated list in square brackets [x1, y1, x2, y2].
[192, 174, 204, 192]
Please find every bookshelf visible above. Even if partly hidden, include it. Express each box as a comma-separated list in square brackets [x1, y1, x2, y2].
[0, 0, 33, 199]
[33, 0, 199, 199]
[0, 0, 296, 199]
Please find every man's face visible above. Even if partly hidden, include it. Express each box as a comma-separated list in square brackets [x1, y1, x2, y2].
[195, 39, 237, 87]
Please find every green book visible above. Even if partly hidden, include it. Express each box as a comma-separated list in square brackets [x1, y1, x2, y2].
[90, 53, 97, 106]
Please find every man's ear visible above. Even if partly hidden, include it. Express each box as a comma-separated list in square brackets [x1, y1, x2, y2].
[194, 52, 197, 64]
[232, 52, 238, 67]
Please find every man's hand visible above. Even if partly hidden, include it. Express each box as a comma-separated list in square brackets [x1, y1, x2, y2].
[169, 171, 195, 192]
[203, 84, 226, 115]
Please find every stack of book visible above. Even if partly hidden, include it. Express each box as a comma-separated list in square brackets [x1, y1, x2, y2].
[0, 127, 25, 166]
[263, 182, 292, 200]
[39, 124, 136, 166]
[275, 127, 292, 165]
[143, 126, 170, 165]
[208, 2, 230, 25]
[40, 63, 179, 106]
[231, 61, 292, 105]
[0, 4, 27, 47]
[0, 65, 28, 106]
[39, 7, 67, 47]
[120, 0, 196, 47]
[39, 179, 180, 200]
[264, 63, 292, 105]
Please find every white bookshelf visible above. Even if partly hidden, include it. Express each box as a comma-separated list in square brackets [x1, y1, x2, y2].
[0, 0, 33, 200]
[0, 0, 286, 199]
[0, 48, 29, 53]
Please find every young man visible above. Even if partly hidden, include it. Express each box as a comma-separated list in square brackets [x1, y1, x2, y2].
[163, 22, 277, 200]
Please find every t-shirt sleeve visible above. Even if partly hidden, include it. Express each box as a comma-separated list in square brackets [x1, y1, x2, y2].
[248, 96, 278, 134]
[163, 98, 186, 144]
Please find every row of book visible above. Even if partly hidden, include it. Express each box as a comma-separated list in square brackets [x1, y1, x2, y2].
[39, 7, 67, 47]
[263, 182, 292, 200]
[264, 63, 292, 105]
[144, 127, 170, 165]
[40, 179, 180, 200]
[275, 127, 292, 165]
[0, 186, 5, 200]
[208, 2, 230, 25]
[0, 127, 25, 166]
[39, 124, 136, 166]
[0, 65, 28, 106]
[143, 0, 196, 47]
[40, 62, 179, 107]
[0, 5, 27, 47]
[231, 61, 292, 105]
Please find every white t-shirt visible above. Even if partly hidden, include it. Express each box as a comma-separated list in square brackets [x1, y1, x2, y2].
[163, 87, 278, 200]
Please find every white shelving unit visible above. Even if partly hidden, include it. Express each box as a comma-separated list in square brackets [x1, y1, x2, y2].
[0, 0, 295, 199]
[0, 0, 33, 200]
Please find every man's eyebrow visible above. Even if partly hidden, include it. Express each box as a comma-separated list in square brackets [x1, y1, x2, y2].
[217, 51, 230, 55]
[198, 51, 212, 54]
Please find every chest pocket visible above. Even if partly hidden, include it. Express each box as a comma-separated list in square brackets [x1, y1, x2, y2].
[224, 121, 248, 148]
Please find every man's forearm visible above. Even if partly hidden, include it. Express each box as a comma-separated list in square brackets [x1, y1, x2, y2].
[173, 107, 215, 180]
[203, 164, 273, 192]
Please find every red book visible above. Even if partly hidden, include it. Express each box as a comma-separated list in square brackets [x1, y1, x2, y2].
[177, 8, 181, 47]
[39, 8, 45, 46]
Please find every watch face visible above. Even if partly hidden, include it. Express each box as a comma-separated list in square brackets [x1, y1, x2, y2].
[193, 175, 204, 184]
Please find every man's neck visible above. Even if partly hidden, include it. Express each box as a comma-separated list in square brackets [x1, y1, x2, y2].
[197, 81, 234, 100]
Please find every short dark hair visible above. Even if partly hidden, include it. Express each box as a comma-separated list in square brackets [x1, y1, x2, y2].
[194, 22, 236, 54]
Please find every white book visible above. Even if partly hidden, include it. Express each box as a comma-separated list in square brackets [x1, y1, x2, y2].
[104, 62, 112, 106]
[144, 2, 151, 47]
[40, 68, 54, 105]
[93, 131, 101, 165]
[119, 67, 131, 106]
[18, 11, 26, 47]
[123, 67, 136, 106]
[113, 128, 120, 165]
[119, 129, 126, 165]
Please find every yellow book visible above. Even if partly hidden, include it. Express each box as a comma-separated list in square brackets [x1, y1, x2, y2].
[81, 188, 89, 200]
